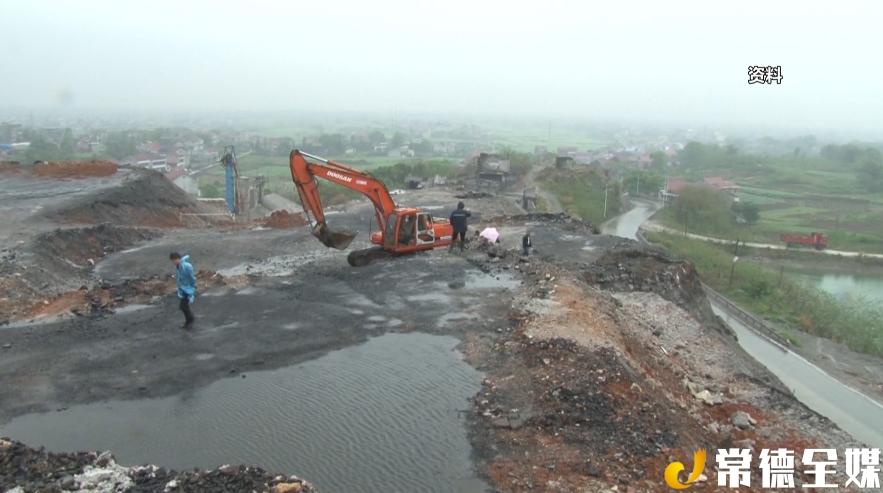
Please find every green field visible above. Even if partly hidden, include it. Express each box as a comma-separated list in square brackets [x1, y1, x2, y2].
[645, 231, 883, 357]
[196, 152, 461, 202]
[540, 167, 622, 225]
[661, 150, 883, 253]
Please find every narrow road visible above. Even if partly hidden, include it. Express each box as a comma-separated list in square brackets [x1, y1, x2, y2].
[712, 305, 883, 448]
[600, 199, 883, 447]
[642, 221, 883, 260]
[600, 199, 659, 238]
[524, 165, 562, 213]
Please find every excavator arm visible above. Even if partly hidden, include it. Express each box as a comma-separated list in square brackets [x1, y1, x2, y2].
[289, 149, 398, 250]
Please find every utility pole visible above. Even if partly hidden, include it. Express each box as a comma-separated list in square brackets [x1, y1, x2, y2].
[636, 174, 640, 196]
[729, 256, 739, 287]
[603, 185, 609, 219]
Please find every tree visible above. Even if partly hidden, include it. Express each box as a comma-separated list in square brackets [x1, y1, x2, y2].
[59, 128, 76, 158]
[200, 182, 222, 198]
[623, 171, 663, 196]
[732, 201, 760, 226]
[368, 130, 386, 144]
[390, 131, 407, 148]
[318, 133, 345, 155]
[22, 136, 61, 163]
[856, 158, 883, 193]
[650, 151, 667, 169]
[104, 131, 136, 160]
[672, 186, 731, 233]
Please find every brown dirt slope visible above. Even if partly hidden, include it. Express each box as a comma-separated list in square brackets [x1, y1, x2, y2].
[465, 246, 858, 492]
[34, 160, 119, 178]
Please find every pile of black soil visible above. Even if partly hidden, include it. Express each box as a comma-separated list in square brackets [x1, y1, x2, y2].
[35, 224, 157, 269]
[42, 169, 198, 228]
[490, 212, 599, 234]
[584, 244, 732, 335]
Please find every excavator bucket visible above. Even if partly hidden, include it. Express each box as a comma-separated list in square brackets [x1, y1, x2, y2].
[312, 223, 357, 250]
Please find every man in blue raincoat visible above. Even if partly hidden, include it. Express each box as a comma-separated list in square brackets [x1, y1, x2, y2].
[170, 252, 196, 328]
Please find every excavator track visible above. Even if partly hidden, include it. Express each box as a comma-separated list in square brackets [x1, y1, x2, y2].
[347, 247, 395, 267]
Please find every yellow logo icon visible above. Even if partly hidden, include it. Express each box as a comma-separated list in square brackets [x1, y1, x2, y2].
[664, 449, 707, 489]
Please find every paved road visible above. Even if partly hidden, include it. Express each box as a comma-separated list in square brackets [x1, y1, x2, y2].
[603, 199, 883, 446]
[600, 199, 659, 239]
[642, 221, 883, 260]
[713, 304, 883, 448]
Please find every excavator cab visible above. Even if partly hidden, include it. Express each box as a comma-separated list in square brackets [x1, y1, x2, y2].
[382, 210, 436, 251]
[415, 213, 435, 245]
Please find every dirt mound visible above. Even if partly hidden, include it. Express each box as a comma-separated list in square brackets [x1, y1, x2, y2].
[584, 244, 730, 334]
[0, 225, 157, 323]
[44, 169, 197, 227]
[34, 160, 118, 178]
[35, 224, 156, 267]
[0, 161, 22, 172]
[0, 438, 315, 493]
[489, 212, 599, 234]
[264, 209, 308, 229]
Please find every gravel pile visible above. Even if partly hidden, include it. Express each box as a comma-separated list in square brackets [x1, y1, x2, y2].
[0, 438, 315, 493]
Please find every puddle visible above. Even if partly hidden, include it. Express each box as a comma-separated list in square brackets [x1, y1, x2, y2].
[406, 292, 452, 303]
[112, 304, 155, 314]
[217, 252, 326, 277]
[464, 270, 519, 289]
[0, 333, 488, 493]
[436, 311, 479, 329]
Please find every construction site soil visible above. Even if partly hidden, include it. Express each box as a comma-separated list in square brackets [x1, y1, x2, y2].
[0, 168, 868, 492]
[33, 160, 119, 179]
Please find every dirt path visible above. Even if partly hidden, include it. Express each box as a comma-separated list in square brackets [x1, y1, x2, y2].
[642, 220, 883, 259]
[524, 165, 562, 213]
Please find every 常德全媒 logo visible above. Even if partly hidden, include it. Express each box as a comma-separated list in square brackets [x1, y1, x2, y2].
[665, 449, 706, 489]
[664, 448, 880, 489]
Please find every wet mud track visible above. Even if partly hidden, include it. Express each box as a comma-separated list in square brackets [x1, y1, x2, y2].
[0, 253, 515, 422]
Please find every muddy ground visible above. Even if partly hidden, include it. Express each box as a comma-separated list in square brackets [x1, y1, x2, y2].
[0, 167, 871, 492]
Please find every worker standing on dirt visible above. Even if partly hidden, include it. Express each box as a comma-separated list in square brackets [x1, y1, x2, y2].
[449, 201, 471, 252]
[170, 252, 196, 329]
[522, 231, 532, 256]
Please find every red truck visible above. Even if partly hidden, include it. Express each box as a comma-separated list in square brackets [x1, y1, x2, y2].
[780, 232, 827, 250]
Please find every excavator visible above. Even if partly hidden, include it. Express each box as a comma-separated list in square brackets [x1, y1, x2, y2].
[289, 149, 454, 266]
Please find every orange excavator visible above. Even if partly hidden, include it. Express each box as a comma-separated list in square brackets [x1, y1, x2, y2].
[289, 149, 454, 266]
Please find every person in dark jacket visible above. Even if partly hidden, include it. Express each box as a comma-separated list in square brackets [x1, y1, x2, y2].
[449, 201, 471, 252]
[522, 231, 532, 256]
[170, 252, 196, 328]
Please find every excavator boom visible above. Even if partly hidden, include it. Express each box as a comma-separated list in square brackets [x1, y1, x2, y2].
[289, 150, 397, 250]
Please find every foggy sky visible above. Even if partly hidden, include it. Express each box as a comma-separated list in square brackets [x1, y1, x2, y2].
[2, 0, 882, 133]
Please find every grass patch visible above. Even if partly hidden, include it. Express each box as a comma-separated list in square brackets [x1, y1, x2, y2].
[540, 167, 621, 225]
[645, 231, 883, 357]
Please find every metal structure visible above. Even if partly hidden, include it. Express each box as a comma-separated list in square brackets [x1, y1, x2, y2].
[221, 146, 239, 214]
